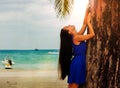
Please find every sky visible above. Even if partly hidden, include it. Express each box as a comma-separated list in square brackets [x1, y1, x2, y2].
[0, 0, 88, 50]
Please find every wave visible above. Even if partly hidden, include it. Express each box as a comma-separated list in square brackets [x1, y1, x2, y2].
[48, 51, 59, 55]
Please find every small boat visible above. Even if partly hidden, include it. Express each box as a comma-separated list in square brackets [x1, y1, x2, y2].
[34, 49, 39, 51]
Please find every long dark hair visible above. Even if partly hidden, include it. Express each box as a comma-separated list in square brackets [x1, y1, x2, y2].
[58, 29, 73, 80]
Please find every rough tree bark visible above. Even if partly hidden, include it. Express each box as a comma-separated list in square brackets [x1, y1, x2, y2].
[86, 0, 120, 88]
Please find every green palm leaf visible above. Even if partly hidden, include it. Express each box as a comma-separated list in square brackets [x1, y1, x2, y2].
[54, 0, 74, 18]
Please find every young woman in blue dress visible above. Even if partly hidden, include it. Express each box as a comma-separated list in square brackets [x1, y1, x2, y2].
[58, 8, 95, 88]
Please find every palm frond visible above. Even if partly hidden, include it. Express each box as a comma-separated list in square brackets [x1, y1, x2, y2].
[54, 0, 74, 18]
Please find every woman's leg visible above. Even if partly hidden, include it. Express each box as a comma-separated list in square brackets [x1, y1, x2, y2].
[70, 83, 79, 88]
[68, 84, 72, 88]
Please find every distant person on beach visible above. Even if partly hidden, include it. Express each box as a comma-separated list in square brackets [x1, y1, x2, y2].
[2, 56, 14, 69]
[58, 8, 95, 88]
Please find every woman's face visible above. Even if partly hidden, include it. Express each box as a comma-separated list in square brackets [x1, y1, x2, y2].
[63, 25, 76, 35]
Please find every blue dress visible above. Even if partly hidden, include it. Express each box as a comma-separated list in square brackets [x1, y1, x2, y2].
[68, 41, 86, 84]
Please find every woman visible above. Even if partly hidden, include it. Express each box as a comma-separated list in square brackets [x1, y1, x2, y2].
[58, 11, 95, 88]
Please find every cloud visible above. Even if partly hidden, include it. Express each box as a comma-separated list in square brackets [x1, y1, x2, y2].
[0, 0, 33, 4]
[0, 0, 59, 30]
[0, 0, 62, 49]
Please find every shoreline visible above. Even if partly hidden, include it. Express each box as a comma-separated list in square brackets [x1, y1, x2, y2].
[0, 69, 58, 77]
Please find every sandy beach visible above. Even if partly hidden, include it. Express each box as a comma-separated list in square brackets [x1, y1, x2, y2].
[0, 69, 68, 88]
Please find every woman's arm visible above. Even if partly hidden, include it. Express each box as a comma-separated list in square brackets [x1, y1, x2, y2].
[77, 6, 89, 35]
[74, 13, 95, 41]
[87, 13, 95, 38]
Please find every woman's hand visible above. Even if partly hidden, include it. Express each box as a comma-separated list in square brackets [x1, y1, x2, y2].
[87, 13, 91, 24]
[83, 8, 89, 24]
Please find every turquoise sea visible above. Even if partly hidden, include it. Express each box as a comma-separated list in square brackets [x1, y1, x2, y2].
[0, 49, 59, 70]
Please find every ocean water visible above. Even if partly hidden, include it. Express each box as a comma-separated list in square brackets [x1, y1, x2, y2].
[0, 49, 59, 70]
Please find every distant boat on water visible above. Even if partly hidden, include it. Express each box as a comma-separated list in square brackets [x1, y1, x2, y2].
[34, 49, 39, 51]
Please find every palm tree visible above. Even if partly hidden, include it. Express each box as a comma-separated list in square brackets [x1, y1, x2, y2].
[54, 0, 119, 88]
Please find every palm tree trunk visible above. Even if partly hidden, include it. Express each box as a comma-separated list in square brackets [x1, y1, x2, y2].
[86, 0, 120, 88]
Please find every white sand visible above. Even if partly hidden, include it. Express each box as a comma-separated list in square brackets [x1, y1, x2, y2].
[0, 69, 68, 88]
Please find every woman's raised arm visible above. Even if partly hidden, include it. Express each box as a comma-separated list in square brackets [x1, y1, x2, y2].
[74, 13, 95, 41]
[78, 6, 89, 35]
